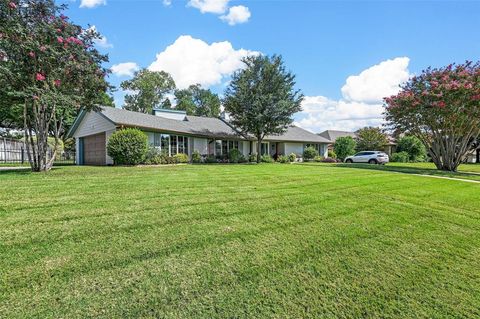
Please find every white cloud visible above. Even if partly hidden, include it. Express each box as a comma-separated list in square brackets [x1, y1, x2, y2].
[111, 62, 140, 77]
[295, 57, 411, 133]
[188, 0, 229, 14]
[80, 0, 106, 8]
[87, 26, 113, 49]
[220, 5, 251, 25]
[163, 0, 172, 6]
[341, 57, 410, 104]
[148, 35, 259, 89]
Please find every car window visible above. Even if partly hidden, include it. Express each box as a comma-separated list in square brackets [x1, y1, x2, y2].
[354, 152, 364, 156]
[364, 152, 374, 155]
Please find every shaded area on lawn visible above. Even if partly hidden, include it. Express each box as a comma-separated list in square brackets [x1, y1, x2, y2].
[333, 163, 480, 182]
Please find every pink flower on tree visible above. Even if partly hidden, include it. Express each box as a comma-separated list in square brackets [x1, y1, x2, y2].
[8, 2, 17, 9]
[54, 79, 61, 87]
[36, 73, 46, 81]
[28, 51, 35, 58]
[437, 101, 446, 108]
[40, 46, 47, 52]
[57, 36, 64, 43]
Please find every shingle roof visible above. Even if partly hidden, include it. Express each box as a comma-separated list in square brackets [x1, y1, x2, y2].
[318, 130, 356, 143]
[99, 107, 244, 139]
[265, 126, 331, 143]
[91, 107, 331, 143]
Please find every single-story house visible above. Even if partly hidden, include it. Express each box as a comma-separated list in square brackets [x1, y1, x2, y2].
[318, 129, 397, 156]
[68, 107, 331, 165]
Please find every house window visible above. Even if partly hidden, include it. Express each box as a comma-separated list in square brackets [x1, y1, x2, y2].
[177, 136, 188, 154]
[170, 135, 178, 155]
[215, 140, 222, 156]
[261, 142, 269, 155]
[161, 134, 170, 155]
[304, 143, 320, 152]
[228, 140, 239, 151]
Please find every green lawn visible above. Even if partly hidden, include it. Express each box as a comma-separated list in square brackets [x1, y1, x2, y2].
[1, 164, 479, 318]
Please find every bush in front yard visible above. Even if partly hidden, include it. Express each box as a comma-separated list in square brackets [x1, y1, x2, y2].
[391, 151, 409, 163]
[228, 148, 243, 163]
[288, 153, 297, 162]
[173, 153, 189, 164]
[144, 147, 165, 165]
[314, 155, 324, 162]
[321, 157, 337, 163]
[303, 146, 318, 161]
[191, 150, 202, 163]
[260, 154, 274, 163]
[328, 150, 337, 159]
[205, 155, 217, 163]
[277, 155, 290, 163]
[107, 128, 148, 165]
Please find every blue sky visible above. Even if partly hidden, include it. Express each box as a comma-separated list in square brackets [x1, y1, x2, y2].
[63, 0, 480, 132]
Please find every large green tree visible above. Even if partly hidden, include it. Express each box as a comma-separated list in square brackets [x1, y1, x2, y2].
[355, 127, 387, 152]
[223, 55, 303, 163]
[396, 135, 427, 162]
[333, 136, 357, 160]
[385, 62, 480, 171]
[121, 69, 175, 114]
[0, 0, 110, 171]
[174, 84, 221, 117]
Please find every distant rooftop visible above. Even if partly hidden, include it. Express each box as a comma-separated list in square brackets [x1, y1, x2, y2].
[318, 130, 356, 142]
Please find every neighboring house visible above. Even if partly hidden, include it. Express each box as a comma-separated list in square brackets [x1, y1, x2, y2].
[68, 107, 331, 165]
[318, 129, 397, 155]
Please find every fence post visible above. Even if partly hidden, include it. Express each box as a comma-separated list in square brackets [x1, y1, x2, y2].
[3, 138, 6, 163]
[21, 145, 24, 164]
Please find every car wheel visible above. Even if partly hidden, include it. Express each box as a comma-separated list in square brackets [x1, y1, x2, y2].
[346, 159, 353, 163]
[368, 159, 378, 164]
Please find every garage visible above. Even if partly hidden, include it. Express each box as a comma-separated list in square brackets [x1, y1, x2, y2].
[82, 133, 106, 165]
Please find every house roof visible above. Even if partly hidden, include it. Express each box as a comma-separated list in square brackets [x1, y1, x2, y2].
[98, 107, 245, 139]
[318, 130, 356, 143]
[70, 107, 331, 144]
[264, 126, 331, 143]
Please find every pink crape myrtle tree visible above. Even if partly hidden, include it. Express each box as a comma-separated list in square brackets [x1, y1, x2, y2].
[0, 0, 110, 171]
[384, 61, 480, 172]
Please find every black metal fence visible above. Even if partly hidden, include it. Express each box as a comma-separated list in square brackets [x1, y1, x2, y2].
[0, 138, 75, 165]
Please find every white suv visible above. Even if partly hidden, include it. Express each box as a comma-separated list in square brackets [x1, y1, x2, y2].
[344, 151, 389, 164]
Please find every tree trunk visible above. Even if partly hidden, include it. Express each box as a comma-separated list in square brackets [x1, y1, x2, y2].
[256, 137, 262, 163]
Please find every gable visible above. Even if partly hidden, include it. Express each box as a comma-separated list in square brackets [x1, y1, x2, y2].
[72, 111, 116, 138]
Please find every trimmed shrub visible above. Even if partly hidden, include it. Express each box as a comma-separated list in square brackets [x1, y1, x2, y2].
[248, 154, 257, 162]
[205, 155, 217, 163]
[144, 147, 165, 165]
[314, 155, 324, 162]
[303, 146, 318, 161]
[107, 128, 148, 165]
[328, 150, 337, 159]
[322, 157, 337, 163]
[173, 153, 189, 164]
[164, 156, 176, 164]
[260, 154, 274, 163]
[228, 148, 243, 163]
[191, 150, 202, 163]
[277, 155, 290, 163]
[391, 151, 409, 163]
[288, 153, 297, 162]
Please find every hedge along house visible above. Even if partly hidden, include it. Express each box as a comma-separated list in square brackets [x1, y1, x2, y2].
[68, 107, 331, 165]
